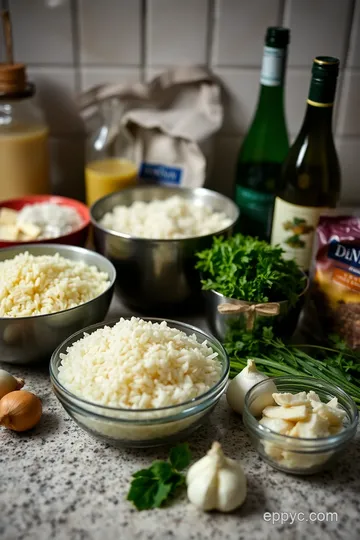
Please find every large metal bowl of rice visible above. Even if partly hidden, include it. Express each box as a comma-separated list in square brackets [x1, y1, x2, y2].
[50, 317, 229, 448]
[90, 186, 239, 314]
[0, 244, 116, 365]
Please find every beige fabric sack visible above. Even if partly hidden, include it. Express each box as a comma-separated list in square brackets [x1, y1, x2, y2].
[79, 66, 223, 187]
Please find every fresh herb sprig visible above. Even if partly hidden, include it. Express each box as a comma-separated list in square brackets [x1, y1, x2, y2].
[196, 234, 305, 306]
[226, 327, 360, 407]
[127, 443, 191, 510]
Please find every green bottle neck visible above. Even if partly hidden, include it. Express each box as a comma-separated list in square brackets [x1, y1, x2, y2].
[257, 83, 285, 112]
[302, 103, 334, 135]
[255, 45, 287, 116]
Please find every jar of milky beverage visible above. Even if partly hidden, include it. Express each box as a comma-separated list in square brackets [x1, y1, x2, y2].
[0, 63, 50, 201]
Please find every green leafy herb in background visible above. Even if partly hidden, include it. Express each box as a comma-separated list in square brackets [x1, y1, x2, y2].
[195, 234, 305, 306]
[226, 326, 360, 408]
[127, 443, 191, 510]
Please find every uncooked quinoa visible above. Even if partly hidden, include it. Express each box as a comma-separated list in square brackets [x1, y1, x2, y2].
[58, 317, 222, 409]
[0, 252, 110, 317]
[99, 195, 232, 239]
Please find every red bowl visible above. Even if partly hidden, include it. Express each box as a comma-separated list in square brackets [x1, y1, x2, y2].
[0, 195, 90, 248]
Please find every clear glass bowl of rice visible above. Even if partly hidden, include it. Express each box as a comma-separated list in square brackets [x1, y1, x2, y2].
[50, 317, 229, 448]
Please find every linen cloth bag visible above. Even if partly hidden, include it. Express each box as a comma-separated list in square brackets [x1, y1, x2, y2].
[79, 66, 223, 187]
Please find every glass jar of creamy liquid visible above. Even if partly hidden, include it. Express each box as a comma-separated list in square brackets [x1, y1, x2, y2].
[0, 63, 50, 201]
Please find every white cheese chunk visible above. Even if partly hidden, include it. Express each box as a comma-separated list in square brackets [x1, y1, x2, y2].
[262, 404, 308, 421]
[259, 417, 294, 434]
[307, 390, 321, 402]
[288, 413, 330, 438]
[0, 224, 19, 240]
[273, 391, 308, 407]
[310, 401, 346, 426]
[18, 222, 41, 239]
[0, 207, 18, 225]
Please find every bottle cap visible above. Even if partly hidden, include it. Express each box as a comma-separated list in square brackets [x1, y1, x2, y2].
[307, 57, 340, 106]
[265, 27, 290, 48]
[312, 56, 339, 79]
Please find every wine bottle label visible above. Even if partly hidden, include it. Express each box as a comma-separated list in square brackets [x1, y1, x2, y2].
[260, 46, 286, 87]
[236, 186, 274, 239]
[271, 198, 329, 271]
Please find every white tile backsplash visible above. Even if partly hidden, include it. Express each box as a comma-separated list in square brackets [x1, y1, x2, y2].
[4, 0, 360, 203]
[78, 0, 141, 66]
[28, 68, 83, 135]
[147, 0, 208, 66]
[285, 69, 310, 136]
[10, 0, 73, 64]
[337, 70, 360, 136]
[213, 0, 281, 66]
[337, 138, 360, 204]
[214, 68, 260, 134]
[284, 0, 352, 67]
[80, 68, 142, 91]
[347, 0, 360, 68]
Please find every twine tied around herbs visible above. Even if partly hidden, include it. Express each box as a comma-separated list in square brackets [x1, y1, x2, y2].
[217, 301, 280, 331]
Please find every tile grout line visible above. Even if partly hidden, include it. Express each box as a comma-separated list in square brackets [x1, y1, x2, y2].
[140, 0, 148, 82]
[281, 0, 291, 28]
[277, 0, 287, 25]
[334, 0, 357, 133]
[206, 0, 216, 69]
[70, 0, 82, 93]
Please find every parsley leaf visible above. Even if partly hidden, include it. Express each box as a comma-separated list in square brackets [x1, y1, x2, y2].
[169, 442, 192, 471]
[195, 234, 305, 306]
[127, 443, 191, 511]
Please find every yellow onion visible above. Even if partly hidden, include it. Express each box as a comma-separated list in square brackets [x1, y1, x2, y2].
[0, 390, 42, 432]
[0, 369, 24, 399]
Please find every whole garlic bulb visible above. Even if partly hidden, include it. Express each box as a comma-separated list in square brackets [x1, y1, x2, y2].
[226, 359, 276, 416]
[186, 442, 247, 512]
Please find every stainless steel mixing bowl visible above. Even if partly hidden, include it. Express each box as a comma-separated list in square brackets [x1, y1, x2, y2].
[0, 244, 116, 365]
[90, 186, 239, 314]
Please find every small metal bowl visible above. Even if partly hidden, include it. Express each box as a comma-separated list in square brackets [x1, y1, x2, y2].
[50, 318, 229, 448]
[203, 274, 309, 342]
[90, 186, 239, 315]
[0, 244, 116, 365]
[243, 377, 358, 475]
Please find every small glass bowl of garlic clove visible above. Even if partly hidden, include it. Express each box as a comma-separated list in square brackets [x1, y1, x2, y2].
[243, 377, 358, 475]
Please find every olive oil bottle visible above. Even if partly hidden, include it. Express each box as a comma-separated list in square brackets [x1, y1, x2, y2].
[271, 57, 341, 272]
[234, 27, 290, 241]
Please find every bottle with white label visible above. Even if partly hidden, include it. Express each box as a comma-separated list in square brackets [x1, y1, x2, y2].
[271, 57, 341, 272]
[234, 27, 290, 241]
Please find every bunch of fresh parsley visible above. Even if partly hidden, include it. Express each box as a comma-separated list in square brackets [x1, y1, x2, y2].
[195, 234, 305, 306]
[127, 443, 192, 510]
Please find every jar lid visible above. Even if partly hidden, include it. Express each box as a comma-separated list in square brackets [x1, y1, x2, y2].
[0, 63, 27, 93]
[0, 63, 34, 99]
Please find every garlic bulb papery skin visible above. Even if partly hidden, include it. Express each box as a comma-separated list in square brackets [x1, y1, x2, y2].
[226, 359, 277, 416]
[186, 442, 247, 512]
[0, 369, 24, 400]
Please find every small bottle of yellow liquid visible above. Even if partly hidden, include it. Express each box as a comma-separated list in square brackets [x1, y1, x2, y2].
[85, 158, 138, 207]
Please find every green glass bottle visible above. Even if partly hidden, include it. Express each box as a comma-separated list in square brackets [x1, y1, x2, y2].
[235, 27, 290, 241]
[271, 57, 341, 272]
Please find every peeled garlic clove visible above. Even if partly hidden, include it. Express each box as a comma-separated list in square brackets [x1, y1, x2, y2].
[0, 369, 25, 400]
[0, 390, 42, 432]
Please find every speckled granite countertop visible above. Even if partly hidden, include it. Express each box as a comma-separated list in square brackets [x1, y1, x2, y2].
[1, 298, 359, 540]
